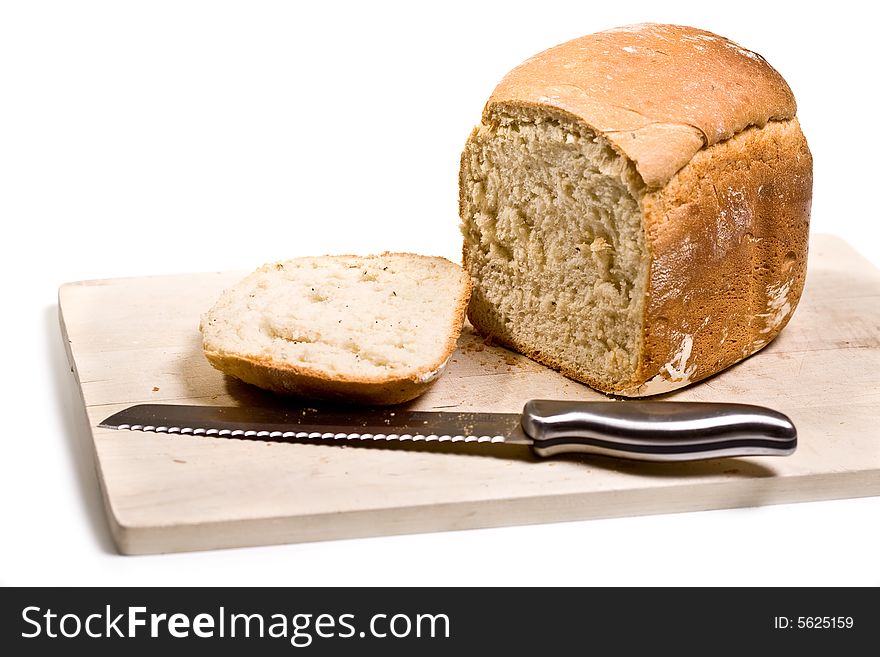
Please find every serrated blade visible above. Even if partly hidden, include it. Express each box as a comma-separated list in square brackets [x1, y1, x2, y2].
[98, 403, 532, 445]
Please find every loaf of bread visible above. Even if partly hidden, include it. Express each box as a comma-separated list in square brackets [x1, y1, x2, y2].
[201, 254, 471, 405]
[459, 23, 812, 396]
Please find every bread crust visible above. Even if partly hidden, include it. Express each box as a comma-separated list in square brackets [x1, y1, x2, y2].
[461, 24, 812, 397]
[202, 350, 452, 406]
[624, 118, 811, 395]
[202, 254, 472, 406]
[485, 23, 796, 189]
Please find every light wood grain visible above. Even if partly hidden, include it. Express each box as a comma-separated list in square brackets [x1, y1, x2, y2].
[58, 235, 880, 554]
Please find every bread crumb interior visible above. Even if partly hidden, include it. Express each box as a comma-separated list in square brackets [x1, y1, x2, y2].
[461, 107, 648, 385]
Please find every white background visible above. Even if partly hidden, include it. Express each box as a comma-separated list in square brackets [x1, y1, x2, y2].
[2, 0, 878, 586]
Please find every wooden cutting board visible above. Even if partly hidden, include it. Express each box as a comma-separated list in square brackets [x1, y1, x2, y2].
[59, 235, 880, 554]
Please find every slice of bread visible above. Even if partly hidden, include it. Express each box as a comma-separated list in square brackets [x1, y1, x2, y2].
[201, 253, 471, 405]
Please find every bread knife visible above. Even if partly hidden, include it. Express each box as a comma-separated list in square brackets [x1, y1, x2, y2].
[98, 400, 796, 462]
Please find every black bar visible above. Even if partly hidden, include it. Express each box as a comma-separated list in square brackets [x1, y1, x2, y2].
[1, 587, 874, 655]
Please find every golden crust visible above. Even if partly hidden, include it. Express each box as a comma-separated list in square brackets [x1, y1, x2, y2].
[203, 350, 449, 406]
[625, 118, 812, 395]
[486, 23, 796, 188]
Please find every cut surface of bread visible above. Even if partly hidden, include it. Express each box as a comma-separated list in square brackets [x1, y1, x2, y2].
[460, 24, 812, 397]
[201, 253, 471, 405]
[462, 107, 648, 390]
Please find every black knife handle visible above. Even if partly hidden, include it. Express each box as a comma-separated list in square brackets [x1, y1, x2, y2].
[521, 400, 797, 461]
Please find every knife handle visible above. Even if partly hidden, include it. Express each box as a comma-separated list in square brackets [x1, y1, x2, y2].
[521, 400, 797, 461]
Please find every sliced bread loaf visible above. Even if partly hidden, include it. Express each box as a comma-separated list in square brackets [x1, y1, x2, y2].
[201, 253, 471, 405]
[459, 23, 812, 396]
